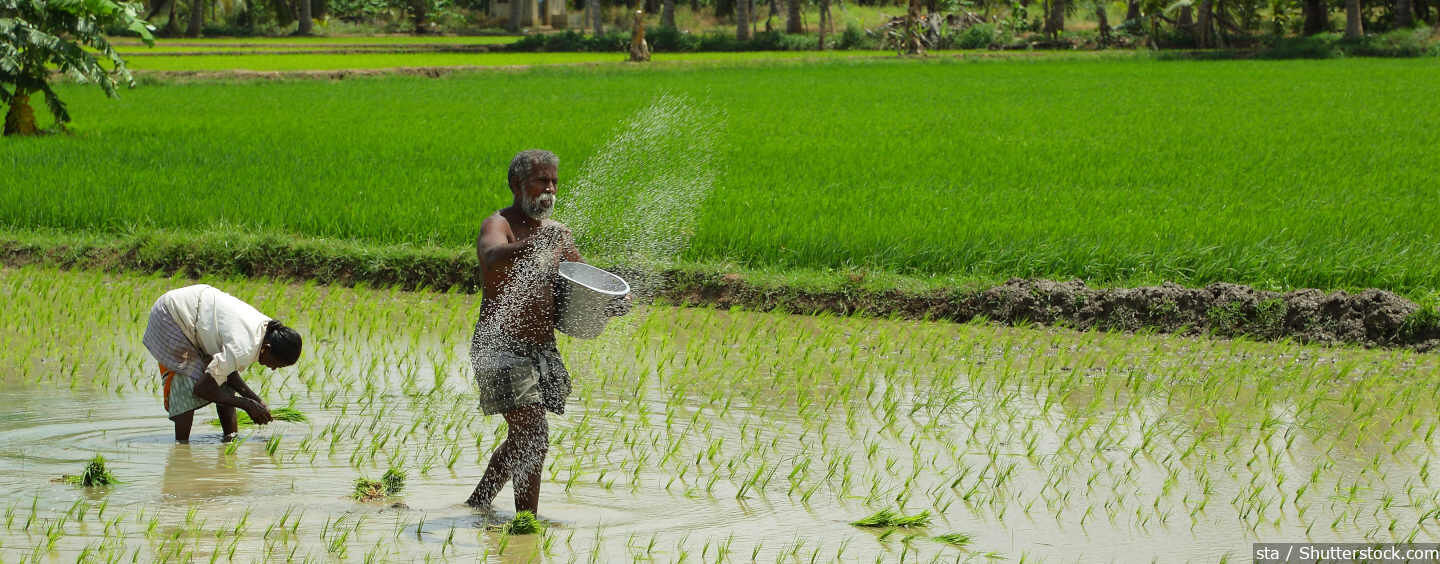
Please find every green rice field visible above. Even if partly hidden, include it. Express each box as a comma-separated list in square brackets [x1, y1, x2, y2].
[2, 266, 1438, 562]
[6, 57, 1438, 297]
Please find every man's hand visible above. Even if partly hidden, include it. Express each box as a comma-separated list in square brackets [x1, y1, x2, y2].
[606, 293, 634, 317]
[532, 221, 573, 251]
[244, 399, 274, 425]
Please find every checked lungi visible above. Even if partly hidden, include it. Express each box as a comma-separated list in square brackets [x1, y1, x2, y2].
[142, 299, 224, 420]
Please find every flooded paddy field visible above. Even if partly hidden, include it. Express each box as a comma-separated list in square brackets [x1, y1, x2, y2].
[1, 266, 1438, 562]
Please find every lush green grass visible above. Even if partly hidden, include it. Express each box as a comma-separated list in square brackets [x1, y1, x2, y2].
[6, 57, 1440, 295]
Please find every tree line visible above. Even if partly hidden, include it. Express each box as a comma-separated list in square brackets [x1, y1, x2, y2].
[121, 0, 1440, 44]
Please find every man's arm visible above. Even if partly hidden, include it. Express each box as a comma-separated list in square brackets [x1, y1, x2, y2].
[225, 371, 265, 406]
[477, 216, 526, 266]
[194, 376, 273, 424]
[478, 216, 575, 266]
[558, 224, 583, 263]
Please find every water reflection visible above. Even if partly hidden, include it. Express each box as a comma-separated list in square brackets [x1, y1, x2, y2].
[160, 444, 252, 501]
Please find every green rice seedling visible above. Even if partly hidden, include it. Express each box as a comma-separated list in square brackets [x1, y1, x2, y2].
[851, 509, 931, 528]
[352, 478, 387, 502]
[59, 455, 119, 487]
[381, 467, 406, 495]
[212, 407, 307, 428]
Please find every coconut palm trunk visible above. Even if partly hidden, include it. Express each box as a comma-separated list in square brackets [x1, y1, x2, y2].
[736, 0, 750, 39]
[186, 0, 203, 36]
[2, 89, 40, 137]
[903, 0, 924, 53]
[1096, 3, 1111, 40]
[298, 0, 313, 34]
[786, 0, 802, 32]
[411, 0, 428, 32]
[661, 0, 675, 27]
[1301, 0, 1325, 33]
[629, 9, 651, 60]
[1344, 0, 1363, 37]
[590, 0, 603, 34]
[1196, 0, 1213, 47]
[1043, 0, 1065, 37]
[817, 0, 829, 47]
[1396, 0, 1413, 27]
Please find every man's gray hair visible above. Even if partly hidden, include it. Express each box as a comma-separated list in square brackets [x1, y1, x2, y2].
[507, 149, 559, 192]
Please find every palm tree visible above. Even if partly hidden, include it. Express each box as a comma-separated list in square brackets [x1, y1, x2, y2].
[187, 0, 204, 36]
[1195, 0, 1213, 47]
[1043, 0, 1066, 37]
[1, 0, 153, 136]
[661, 0, 675, 28]
[1396, 0, 1413, 27]
[817, 0, 830, 48]
[904, 0, 924, 53]
[1094, 0, 1112, 41]
[298, 0, 314, 34]
[736, 0, 750, 39]
[1301, 0, 1326, 35]
[1344, 0, 1362, 37]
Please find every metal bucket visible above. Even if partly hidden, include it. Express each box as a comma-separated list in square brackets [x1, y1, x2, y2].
[556, 262, 630, 339]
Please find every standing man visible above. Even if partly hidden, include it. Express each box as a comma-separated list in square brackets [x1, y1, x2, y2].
[467, 149, 625, 514]
[142, 284, 303, 442]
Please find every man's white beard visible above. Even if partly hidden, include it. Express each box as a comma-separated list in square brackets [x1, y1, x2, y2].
[522, 193, 555, 220]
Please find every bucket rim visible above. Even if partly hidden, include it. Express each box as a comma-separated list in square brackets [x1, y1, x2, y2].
[558, 261, 630, 296]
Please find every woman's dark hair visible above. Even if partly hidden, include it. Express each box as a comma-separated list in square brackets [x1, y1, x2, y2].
[263, 321, 303, 366]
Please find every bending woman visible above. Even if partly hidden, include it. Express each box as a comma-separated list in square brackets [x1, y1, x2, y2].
[141, 284, 302, 442]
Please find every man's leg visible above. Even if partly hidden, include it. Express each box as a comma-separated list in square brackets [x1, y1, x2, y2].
[173, 411, 194, 442]
[507, 405, 549, 514]
[217, 403, 238, 440]
[467, 404, 548, 511]
[468, 430, 514, 509]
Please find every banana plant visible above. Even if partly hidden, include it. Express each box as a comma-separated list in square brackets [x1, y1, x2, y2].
[1, 0, 153, 136]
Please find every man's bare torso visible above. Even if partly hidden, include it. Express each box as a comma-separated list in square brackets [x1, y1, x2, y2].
[477, 208, 568, 345]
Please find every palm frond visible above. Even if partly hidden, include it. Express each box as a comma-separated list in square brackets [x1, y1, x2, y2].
[37, 79, 71, 123]
[1163, 0, 1193, 13]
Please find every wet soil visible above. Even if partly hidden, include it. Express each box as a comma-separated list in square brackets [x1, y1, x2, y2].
[669, 273, 1440, 351]
[2, 237, 1436, 351]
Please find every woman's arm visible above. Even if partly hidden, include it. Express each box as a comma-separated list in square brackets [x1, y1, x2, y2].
[194, 376, 273, 424]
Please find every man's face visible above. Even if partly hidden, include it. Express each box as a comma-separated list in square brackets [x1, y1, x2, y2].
[518, 164, 558, 220]
[257, 346, 287, 370]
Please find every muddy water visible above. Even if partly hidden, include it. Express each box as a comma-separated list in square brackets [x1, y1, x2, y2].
[2, 267, 1439, 562]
